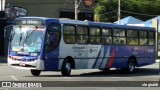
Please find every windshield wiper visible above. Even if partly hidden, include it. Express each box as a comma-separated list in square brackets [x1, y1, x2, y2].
[22, 29, 35, 47]
[10, 31, 15, 41]
[19, 33, 22, 45]
[18, 26, 22, 45]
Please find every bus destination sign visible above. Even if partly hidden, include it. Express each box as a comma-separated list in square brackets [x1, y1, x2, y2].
[14, 20, 44, 25]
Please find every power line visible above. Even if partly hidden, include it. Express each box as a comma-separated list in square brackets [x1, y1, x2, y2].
[98, 10, 118, 15]
[105, 1, 118, 15]
[121, 10, 158, 17]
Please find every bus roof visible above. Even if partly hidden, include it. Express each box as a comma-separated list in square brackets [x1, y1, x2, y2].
[15, 17, 155, 31]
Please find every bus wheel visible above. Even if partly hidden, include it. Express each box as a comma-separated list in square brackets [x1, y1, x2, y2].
[61, 60, 71, 76]
[126, 59, 136, 73]
[100, 68, 110, 72]
[31, 70, 41, 76]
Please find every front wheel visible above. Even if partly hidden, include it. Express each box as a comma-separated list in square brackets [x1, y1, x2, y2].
[31, 70, 41, 76]
[61, 60, 71, 76]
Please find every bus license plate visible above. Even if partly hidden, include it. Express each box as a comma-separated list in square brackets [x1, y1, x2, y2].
[19, 62, 26, 66]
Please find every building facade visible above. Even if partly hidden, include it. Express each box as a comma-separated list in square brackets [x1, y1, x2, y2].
[5, 0, 94, 21]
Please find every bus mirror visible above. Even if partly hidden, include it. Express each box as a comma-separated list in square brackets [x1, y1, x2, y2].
[4, 25, 13, 40]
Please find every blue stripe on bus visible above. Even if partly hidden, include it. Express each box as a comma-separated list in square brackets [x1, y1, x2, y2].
[92, 45, 103, 68]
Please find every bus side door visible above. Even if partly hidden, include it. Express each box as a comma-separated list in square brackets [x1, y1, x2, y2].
[44, 23, 61, 70]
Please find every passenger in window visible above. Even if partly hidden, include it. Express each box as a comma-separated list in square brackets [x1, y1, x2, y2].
[120, 40, 124, 44]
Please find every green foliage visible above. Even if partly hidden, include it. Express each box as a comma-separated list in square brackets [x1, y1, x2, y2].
[94, 0, 160, 22]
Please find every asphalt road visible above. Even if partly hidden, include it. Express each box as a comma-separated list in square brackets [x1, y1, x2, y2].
[0, 62, 159, 90]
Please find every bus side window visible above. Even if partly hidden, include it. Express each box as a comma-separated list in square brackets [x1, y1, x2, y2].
[89, 26, 101, 44]
[63, 25, 76, 44]
[127, 30, 138, 45]
[139, 31, 147, 45]
[148, 31, 154, 45]
[77, 26, 89, 44]
[102, 28, 112, 44]
[113, 29, 126, 45]
[45, 23, 61, 53]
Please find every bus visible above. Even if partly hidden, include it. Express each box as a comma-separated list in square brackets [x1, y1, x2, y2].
[6, 17, 156, 76]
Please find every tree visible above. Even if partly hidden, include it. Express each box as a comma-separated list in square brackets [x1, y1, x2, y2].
[94, 0, 160, 22]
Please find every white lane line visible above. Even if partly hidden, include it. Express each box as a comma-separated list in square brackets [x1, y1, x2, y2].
[63, 77, 71, 79]
[10, 75, 18, 81]
[111, 77, 120, 78]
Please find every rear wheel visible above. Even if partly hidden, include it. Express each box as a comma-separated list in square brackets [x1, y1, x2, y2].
[31, 70, 41, 76]
[126, 59, 136, 73]
[100, 68, 110, 72]
[61, 60, 72, 76]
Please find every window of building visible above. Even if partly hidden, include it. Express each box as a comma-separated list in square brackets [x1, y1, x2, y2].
[102, 28, 112, 44]
[63, 25, 76, 44]
[77, 26, 89, 44]
[89, 27, 101, 44]
[113, 29, 126, 45]
[59, 10, 94, 21]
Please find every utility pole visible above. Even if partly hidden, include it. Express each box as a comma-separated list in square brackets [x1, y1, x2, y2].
[0, 0, 2, 11]
[118, 0, 121, 24]
[75, 0, 83, 20]
[2, 0, 5, 11]
[75, 0, 78, 20]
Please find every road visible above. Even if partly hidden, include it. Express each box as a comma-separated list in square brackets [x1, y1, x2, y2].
[0, 62, 159, 90]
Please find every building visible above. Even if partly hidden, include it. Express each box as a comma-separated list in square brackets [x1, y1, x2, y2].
[5, 0, 94, 21]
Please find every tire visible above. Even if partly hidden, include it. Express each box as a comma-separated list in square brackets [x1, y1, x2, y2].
[61, 60, 72, 76]
[100, 68, 110, 72]
[31, 70, 41, 76]
[126, 59, 136, 73]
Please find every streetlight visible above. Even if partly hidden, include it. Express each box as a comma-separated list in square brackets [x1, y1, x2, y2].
[75, 0, 83, 20]
[75, 0, 78, 20]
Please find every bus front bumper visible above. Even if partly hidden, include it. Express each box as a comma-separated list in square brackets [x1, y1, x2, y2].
[8, 58, 44, 70]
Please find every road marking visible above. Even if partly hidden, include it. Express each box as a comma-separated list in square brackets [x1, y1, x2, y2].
[10, 75, 18, 81]
[0, 88, 8, 90]
[63, 77, 71, 79]
[111, 77, 121, 78]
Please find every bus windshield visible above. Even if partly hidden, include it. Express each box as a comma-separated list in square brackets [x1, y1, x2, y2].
[10, 26, 44, 52]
